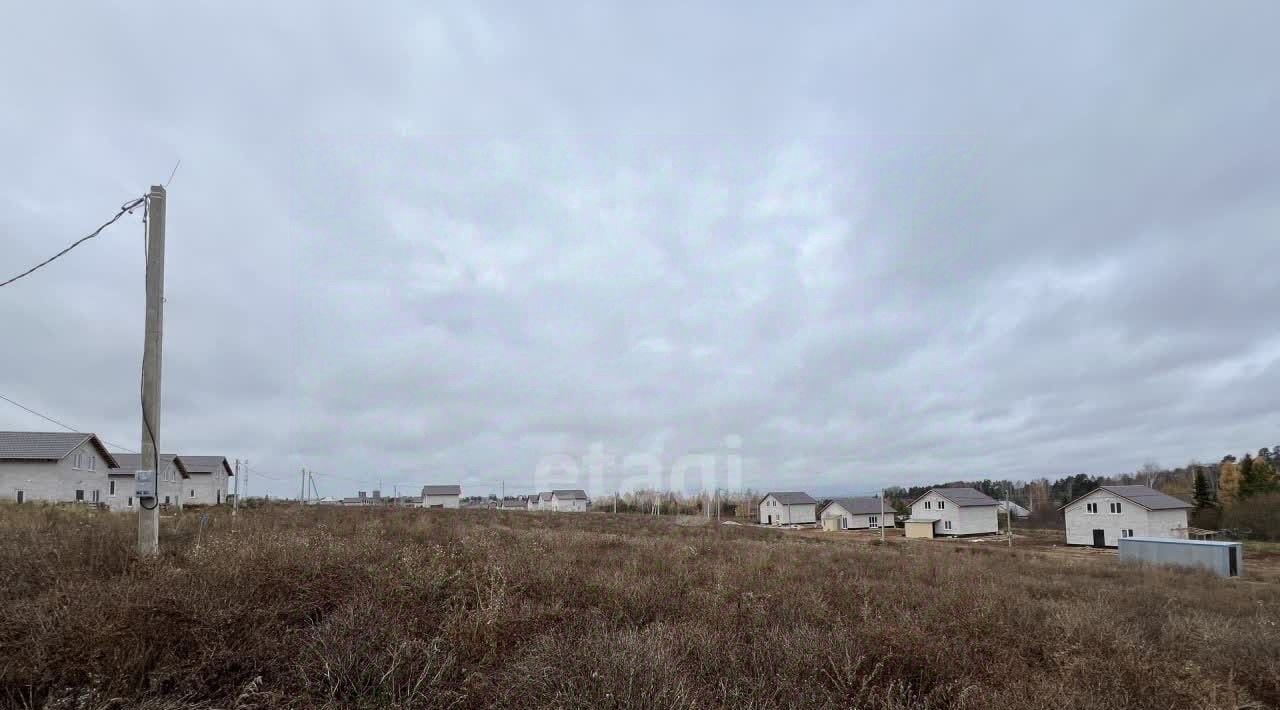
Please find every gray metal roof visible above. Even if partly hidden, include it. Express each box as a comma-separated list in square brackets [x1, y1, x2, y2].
[422, 484, 461, 496]
[177, 456, 233, 476]
[0, 431, 119, 467]
[916, 487, 998, 507]
[821, 496, 884, 516]
[763, 491, 817, 506]
[552, 489, 588, 500]
[1099, 485, 1192, 511]
[539, 491, 553, 501]
[110, 452, 189, 478]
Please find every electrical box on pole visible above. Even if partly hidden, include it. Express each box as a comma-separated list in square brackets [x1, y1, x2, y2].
[135, 469, 157, 500]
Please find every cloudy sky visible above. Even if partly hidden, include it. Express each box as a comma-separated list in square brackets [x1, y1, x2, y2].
[2, 2, 1279, 499]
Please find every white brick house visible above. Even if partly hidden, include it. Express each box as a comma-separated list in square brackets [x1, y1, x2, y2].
[0, 431, 119, 505]
[1061, 485, 1192, 548]
[176, 456, 233, 506]
[550, 489, 589, 512]
[109, 453, 189, 510]
[421, 485, 461, 509]
[528, 491, 555, 511]
[758, 492, 818, 525]
[907, 487, 999, 536]
[818, 496, 889, 529]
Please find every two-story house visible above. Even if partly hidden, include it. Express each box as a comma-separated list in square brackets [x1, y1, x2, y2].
[0, 431, 119, 505]
[1060, 485, 1192, 548]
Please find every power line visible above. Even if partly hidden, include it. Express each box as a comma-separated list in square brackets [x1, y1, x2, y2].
[1, 196, 146, 288]
[0, 391, 138, 453]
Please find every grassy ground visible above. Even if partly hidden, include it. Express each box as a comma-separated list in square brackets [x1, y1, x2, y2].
[0, 505, 1277, 709]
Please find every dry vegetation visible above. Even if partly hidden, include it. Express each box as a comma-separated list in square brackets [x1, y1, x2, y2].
[0, 505, 1277, 710]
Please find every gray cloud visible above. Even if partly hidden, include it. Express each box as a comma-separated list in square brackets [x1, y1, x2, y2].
[3, 1, 1279, 498]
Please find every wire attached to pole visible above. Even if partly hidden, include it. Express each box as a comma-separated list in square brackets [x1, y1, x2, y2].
[1, 196, 146, 288]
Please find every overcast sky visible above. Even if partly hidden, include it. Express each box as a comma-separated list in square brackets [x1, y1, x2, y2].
[3, 2, 1279, 499]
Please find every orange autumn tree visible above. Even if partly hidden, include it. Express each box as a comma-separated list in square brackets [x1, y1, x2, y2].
[1217, 455, 1242, 506]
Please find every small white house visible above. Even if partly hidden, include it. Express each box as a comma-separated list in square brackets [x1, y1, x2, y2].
[1061, 485, 1191, 548]
[0, 431, 119, 505]
[758, 492, 818, 525]
[550, 489, 589, 512]
[818, 496, 890, 530]
[907, 487, 999, 537]
[176, 456, 233, 506]
[421, 484, 461, 509]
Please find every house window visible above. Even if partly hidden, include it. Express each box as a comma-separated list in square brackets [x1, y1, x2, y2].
[89, 457, 96, 471]
[127, 497, 133, 507]
[75, 489, 84, 501]
[190, 489, 196, 498]
[109, 480, 116, 496]
[15, 490, 23, 504]
[924, 501, 932, 510]
[1121, 529, 1135, 538]
[1109, 502, 1122, 514]
[91, 490, 100, 503]
[944, 520, 952, 530]
[937, 501, 945, 509]
[1085, 502, 1097, 514]
[164, 496, 170, 505]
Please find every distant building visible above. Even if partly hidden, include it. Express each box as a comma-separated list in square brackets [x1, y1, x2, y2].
[550, 489, 589, 512]
[421, 485, 461, 509]
[500, 497, 526, 510]
[529, 491, 553, 511]
[818, 496, 889, 530]
[110, 453, 188, 510]
[0, 431, 119, 505]
[176, 456, 233, 506]
[906, 487, 999, 537]
[997, 500, 1031, 518]
[1060, 485, 1192, 548]
[758, 492, 817, 525]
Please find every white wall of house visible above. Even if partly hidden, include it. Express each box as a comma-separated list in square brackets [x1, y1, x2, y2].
[0, 442, 111, 505]
[551, 496, 588, 512]
[107, 475, 136, 511]
[1064, 490, 1189, 546]
[422, 494, 460, 509]
[819, 502, 888, 529]
[185, 470, 230, 506]
[910, 492, 998, 535]
[758, 495, 817, 525]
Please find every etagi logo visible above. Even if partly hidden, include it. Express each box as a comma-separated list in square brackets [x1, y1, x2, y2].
[532, 435, 743, 496]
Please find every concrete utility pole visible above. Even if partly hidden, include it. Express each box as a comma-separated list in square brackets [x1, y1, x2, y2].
[1005, 485, 1013, 549]
[243, 460, 249, 501]
[137, 185, 166, 557]
[301, 468, 307, 503]
[880, 489, 886, 542]
[233, 458, 240, 516]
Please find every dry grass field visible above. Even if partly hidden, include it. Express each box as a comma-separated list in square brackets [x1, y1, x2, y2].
[0, 505, 1277, 710]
